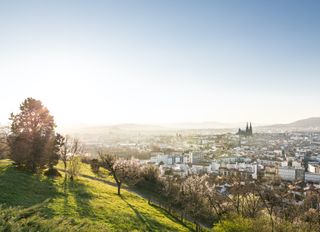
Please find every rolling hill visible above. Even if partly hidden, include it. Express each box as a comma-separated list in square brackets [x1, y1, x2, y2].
[265, 117, 320, 130]
[0, 160, 192, 232]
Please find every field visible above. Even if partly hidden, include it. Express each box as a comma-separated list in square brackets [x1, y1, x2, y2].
[0, 160, 191, 232]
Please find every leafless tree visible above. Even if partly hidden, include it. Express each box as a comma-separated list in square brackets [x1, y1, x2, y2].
[66, 137, 84, 181]
[256, 183, 282, 232]
[180, 175, 208, 232]
[240, 183, 262, 218]
[162, 176, 182, 214]
[58, 135, 69, 173]
[204, 181, 229, 218]
[68, 155, 82, 181]
[302, 188, 320, 230]
[99, 151, 141, 195]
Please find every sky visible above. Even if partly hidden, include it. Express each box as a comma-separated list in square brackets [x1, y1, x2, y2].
[0, 0, 320, 127]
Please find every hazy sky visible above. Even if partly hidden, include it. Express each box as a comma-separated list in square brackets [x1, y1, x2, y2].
[0, 0, 320, 127]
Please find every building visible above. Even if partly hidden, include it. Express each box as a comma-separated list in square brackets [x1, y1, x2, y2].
[150, 154, 173, 165]
[218, 163, 257, 180]
[305, 172, 320, 183]
[191, 152, 204, 164]
[236, 122, 253, 137]
[219, 167, 253, 180]
[150, 153, 192, 165]
[278, 167, 305, 182]
[209, 161, 221, 173]
[308, 163, 320, 174]
[262, 166, 278, 180]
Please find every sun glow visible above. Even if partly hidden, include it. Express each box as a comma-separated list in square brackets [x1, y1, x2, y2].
[1, 1, 320, 127]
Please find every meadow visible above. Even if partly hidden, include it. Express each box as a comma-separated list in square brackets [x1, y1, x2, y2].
[0, 159, 191, 232]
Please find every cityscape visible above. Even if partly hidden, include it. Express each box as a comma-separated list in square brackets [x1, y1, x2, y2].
[1, 0, 320, 231]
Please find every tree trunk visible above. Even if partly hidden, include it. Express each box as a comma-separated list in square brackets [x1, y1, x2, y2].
[195, 223, 199, 232]
[270, 213, 274, 232]
[117, 182, 122, 195]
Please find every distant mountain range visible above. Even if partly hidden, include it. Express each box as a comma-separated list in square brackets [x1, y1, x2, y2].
[164, 122, 249, 129]
[60, 117, 320, 135]
[265, 117, 320, 130]
[61, 121, 255, 133]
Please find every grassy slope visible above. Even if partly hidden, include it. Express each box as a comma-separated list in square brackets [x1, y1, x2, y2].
[0, 160, 191, 232]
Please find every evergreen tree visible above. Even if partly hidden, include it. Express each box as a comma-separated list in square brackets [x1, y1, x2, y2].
[8, 98, 58, 172]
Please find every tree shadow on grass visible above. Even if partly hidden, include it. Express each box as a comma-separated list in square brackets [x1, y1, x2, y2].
[120, 194, 189, 232]
[120, 195, 154, 231]
[63, 178, 94, 218]
[0, 165, 61, 216]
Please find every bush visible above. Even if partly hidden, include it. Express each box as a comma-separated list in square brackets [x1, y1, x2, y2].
[68, 156, 82, 181]
[136, 165, 162, 192]
[213, 216, 254, 232]
[89, 159, 100, 174]
[44, 168, 62, 178]
[213, 215, 316, 232]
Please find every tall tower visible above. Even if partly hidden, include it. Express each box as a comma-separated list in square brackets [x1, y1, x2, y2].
[249, 122, 253, 135]
[245, 122, 249, 134]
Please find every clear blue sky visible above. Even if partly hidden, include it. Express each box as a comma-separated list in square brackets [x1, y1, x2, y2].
[0, 0, 320, 126]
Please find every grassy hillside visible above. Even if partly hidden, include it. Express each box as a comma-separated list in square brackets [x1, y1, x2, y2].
[0, 160, 192, 232]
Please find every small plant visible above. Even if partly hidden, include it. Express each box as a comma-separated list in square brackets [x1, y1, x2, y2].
[68, 156, 82, 181]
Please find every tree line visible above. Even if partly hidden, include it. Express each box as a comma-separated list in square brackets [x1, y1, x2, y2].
[88, 153, 320, 232]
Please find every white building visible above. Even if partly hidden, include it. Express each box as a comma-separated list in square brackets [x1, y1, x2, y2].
[292, 161, 302, 169]
[305, 172, 320, 183]
[175, 156, 181, 163]
[308, 163, 320, 174]
[212, 161, 257, 179]
[150, 153, 192, 165]
[150, 154, 173, 165]
[278, 167, 305, 182]
[190, 165, 207, 174]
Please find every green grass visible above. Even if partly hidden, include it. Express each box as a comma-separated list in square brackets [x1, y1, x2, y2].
[0, 159, 191, 232]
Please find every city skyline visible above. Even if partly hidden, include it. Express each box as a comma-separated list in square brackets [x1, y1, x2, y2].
[1, 0, 320, 126]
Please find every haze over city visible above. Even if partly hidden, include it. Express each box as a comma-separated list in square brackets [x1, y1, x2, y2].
[3, 1, 320, 232]
[1, 0, 320, 127]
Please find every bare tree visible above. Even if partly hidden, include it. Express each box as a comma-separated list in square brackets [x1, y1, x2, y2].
[68, 155, 82, 181]
[113, 158, 141, 193]
[161, 176, 182, 215]
[99, 151, 140, 195]
[58, 135, 69, 174]
[302, 188, 320, 230]
[256, 183, 282, 232]
[204, 181, 229, 219]
[66, 137, 84, 181]
[239, 182, 262, 218]
[180, 175, 208, 232]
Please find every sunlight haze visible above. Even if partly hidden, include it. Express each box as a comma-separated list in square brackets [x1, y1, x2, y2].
[1, 0, 320, 127]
